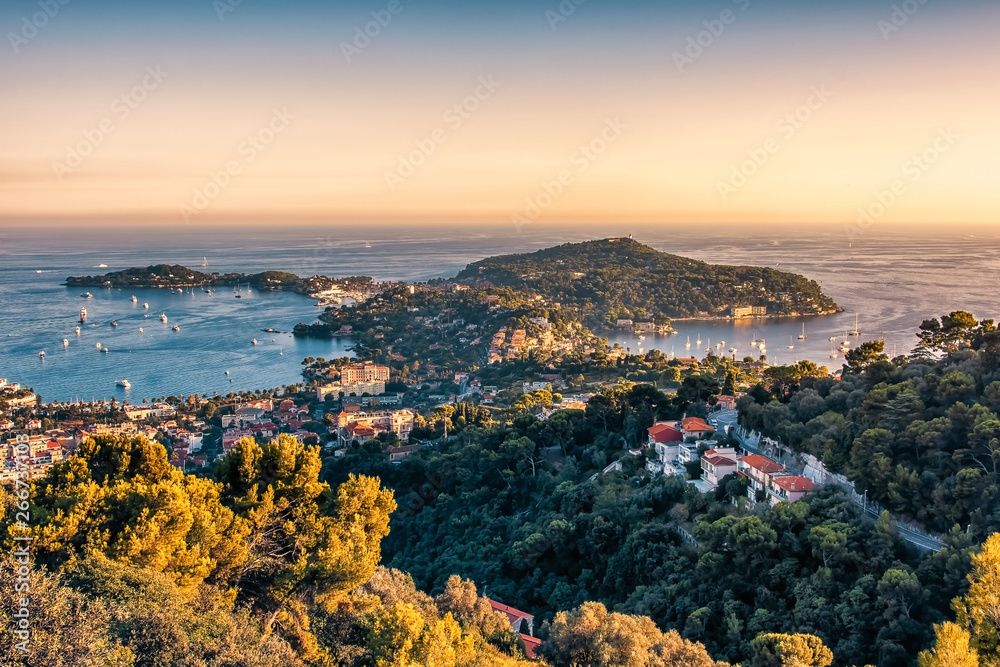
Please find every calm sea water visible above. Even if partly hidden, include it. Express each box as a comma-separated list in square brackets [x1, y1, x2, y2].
[0, 223, 998, 402]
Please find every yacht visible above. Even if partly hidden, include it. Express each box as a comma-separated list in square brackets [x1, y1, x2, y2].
[160, 313, 168, 323]
[143, 302, 149, 309]
[829, 335, 837, 341]
[729, 347, 738, 355]
[225, 370, 230, 375]
[75, 326, 81, 335]
[202, 256, 208, 268]
[103, 347, 109, 354]
[830, 349, 839, 358]
[38, 350, 45, 359]
[111, 320, 118, 327]
[685, 336, 691, 350]
[364, 241, 372, 248]
[116, 379, 131, 389]
[787, 336, 795, 350]
[63, 339, 69, 347]
[97, 264, 108, 268]
[850, 314, 861, 337]
[81, 292, 93, 298]
[131, 295, 138, 303]
[172, 325, 180, 332]
[251, 338, 258, 345]
[138, 327, 143, 333]
[798, 323, 806, 340]
[79, 307, 87, 323]
[696, 334, 702, 347]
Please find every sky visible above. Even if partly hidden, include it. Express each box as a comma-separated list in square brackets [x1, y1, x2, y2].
[1, 0, 998, 228]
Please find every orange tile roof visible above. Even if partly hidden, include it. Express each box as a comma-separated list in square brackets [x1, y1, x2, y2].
[771, 475, 816, 493]
[739, 454, 785, 474]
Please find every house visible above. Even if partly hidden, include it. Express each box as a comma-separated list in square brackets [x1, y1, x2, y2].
[681, 417, 715, 439]
[715, 394, 738, 410]
[520, 634, 542, 659]
[701, 452, 739, 489]
[768, 475, 816, 505]
[487, 599, 534, 636]
[388, 444, 420, 462]
[738, 454, 789, 505]
[340, 362, 390, 384]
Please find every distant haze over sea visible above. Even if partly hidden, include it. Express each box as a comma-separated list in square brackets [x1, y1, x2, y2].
[1, 223, 997, 402]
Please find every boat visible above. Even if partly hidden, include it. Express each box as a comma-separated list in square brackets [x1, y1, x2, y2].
[798, 323, 806, 340]
[63, 338, 69, 346]
[225, 370, 230, 375]
[36, 270, 42, 274]
[160, 313, 168, 323]
[850, 314, 860, 337]
[202, 256, 208, 268]
[116, 379, 131, 389]
[729, 347, 738, 355]
[685, 336, 691, 350]
[143, 302, 149, 309]
[131, 295, 138, 303]
[696, 334, 702, 347]
[75, 326, 81, 335]
[138, 327, 143, 333]
[787, 336, 795, 350]
[251, 338, 258, 345]
[96, 342, 101, 350]
[79, 307, 87, 323]
[172, 325, 179, 332]
[111, 320, 118, 327]
[829, 335, 837, 341]
[103, 347, 109, 354]
[38, 350, 45, 359]
[81, 292, 93, 298]
[235, 284, 242, 298]
[364, 241, 372, 248]
[830, 349, 839, 358]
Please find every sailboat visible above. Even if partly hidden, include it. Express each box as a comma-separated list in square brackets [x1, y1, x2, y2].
[850, 314, 860, 337]
[131, 295, 137, 303]
[696, 334, 702, 347]
[705, 338, 712, 354]
[235, 283, 242, 298]
[202, 256, 208, 268]
[786, 336, 795, 350]
[685, 336, 691, 350]
[798, 323, 806, 340]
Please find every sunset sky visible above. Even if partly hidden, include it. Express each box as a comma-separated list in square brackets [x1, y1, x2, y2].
[1, 0, 998, 227]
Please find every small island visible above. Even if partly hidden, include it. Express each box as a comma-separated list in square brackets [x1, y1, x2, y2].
[65, 264, 379, 302]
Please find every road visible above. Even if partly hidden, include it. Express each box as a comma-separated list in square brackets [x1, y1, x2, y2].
[714, 408, 943, 552]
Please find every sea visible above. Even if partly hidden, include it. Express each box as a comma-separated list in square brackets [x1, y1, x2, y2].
[1, 223, 998, 403]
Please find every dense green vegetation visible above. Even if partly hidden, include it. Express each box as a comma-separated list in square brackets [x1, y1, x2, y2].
[454, 238, 840, 324]
[738, 311, 1000, 538]
[65, 263, 374, 292]
[328, 380, 974, 666]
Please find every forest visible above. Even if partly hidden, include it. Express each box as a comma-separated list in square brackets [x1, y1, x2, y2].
[453, 237, 841, 323]
[738, 311, 1000, 538]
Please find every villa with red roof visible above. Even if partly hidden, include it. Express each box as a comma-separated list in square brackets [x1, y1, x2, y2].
[487, 599, 534, 637]
[738, 453, 816, 506]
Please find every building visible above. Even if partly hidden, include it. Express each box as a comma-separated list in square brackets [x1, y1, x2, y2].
[768, 475, 816, 505]
[487, 599, 534, 637]
[340, 362, 390, 384]
[388, 444, 421, 462]
[681, 416, 715, 439]
[715, 394, 738, 410]
[317, 380, 386, 400]
[736, 454, 819, 506]
[700, 448, 739, 489]
[730, 305, 768, 318]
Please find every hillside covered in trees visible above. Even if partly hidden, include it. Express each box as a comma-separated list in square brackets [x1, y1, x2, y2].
[454, 238, 840, 324]
[739, 311, 1000, 537]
